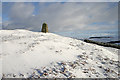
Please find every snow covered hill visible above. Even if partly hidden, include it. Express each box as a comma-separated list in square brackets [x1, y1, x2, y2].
[0, 29, 119, 78]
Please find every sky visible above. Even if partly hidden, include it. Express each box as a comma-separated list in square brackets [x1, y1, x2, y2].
[0, 2, 1, 29]
[2, 2, 118, 32]
[1, 0, 120, 2]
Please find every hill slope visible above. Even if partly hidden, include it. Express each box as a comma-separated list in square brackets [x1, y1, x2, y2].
[0, 30, 119, 78]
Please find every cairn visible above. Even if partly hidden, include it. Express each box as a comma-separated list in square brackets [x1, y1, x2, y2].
[41, 23, 48, 33]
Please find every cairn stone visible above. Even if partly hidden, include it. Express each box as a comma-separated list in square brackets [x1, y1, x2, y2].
[41, 23, 48, 33]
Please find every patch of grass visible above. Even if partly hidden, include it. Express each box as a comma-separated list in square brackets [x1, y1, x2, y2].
[84, 39, 120, 49]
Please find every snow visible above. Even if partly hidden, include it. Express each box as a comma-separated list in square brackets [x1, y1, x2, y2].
[0, 29, 119, 78]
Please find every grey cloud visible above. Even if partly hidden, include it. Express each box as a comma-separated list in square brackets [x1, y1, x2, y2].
[2, 0, 120, 2]
[3, 2, 118, 32]
[3, 2, 35, 30]
[0, 2, 2, 29]
[10, 2, 34, 21]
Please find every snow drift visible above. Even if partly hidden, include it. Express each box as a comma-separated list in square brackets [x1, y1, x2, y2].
[0, 29, 119, 78]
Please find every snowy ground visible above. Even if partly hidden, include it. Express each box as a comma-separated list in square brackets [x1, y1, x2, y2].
[0, 29, 119, 78]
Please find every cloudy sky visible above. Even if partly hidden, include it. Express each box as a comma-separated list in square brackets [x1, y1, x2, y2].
[2, 2, 118, 32]
[0, 2, 1, 29]
[2, 0, 120, 2]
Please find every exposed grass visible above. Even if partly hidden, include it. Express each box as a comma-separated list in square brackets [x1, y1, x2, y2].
[84, 39, 120, 49]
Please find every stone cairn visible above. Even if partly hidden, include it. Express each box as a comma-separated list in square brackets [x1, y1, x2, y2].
[41, 23, 48, 33]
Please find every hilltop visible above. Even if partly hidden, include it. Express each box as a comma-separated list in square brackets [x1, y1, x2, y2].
[0, 29, 119, 78]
